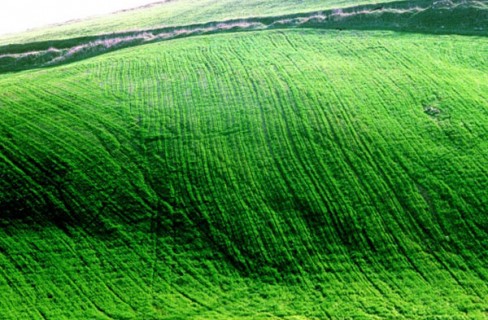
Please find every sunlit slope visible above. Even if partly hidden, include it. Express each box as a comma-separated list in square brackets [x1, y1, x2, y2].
[0, 0, 382, 45]
[1, 0, 486, 74]
[1, 30, 487, 318]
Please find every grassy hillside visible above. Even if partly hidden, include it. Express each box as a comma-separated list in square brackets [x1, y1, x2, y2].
[1, 0, 488, 319]
[0, 0, 383, 45]
[1, 0, 486, 74]
[1, 28, 487, 318]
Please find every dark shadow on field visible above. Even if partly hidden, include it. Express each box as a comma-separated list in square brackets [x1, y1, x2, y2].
[0, 0, 486, 74]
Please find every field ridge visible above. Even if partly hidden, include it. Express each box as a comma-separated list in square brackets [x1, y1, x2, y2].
[0, 0, 486, 73]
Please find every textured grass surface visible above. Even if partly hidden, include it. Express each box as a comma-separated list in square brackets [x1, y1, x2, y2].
[1, 28, 487, 318]
[1, 0, 486, 74]
[0, 0, 385, 45]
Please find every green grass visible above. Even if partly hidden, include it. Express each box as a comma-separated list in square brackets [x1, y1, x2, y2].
[1, 26, 487, 318]
[1, 0, 486, 75]
[0, 0, 384, 45]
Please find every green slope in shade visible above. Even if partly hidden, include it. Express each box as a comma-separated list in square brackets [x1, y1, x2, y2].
[1, 29, 487, 318]
[0, 0, 383, 45]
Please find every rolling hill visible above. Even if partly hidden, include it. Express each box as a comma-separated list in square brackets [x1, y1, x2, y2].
[0, 0, 383, 45]
[0, 0, 487, 319]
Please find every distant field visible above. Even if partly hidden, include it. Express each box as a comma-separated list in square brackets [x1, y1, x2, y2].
[1, 0, 486, 75]
[0, 0, 385, 45]
[1, 28, 487, 318]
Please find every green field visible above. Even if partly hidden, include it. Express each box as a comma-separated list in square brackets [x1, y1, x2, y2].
[0, 0, 487, 319]
[0, 0, 382, 45]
